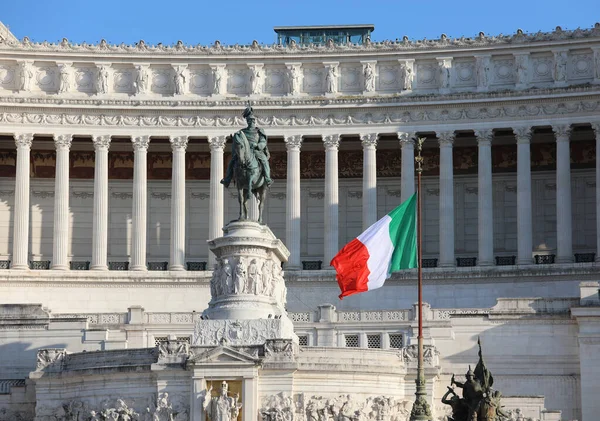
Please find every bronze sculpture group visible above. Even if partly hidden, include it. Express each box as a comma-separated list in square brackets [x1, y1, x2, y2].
[442, 338, 509, 421]
[221, 104, 272, 224]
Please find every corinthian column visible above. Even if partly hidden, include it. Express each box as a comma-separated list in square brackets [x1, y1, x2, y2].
[11, 133, 33, 270]
[361, 133, 378, 230]
[51, 134, 72, 270]
[285, 135, 302, 269]
[438, 131, 455, 267]
[91, 135, 111, 270]
[169, 135, 188, 271]
[208, 135, 226, 268]
[515, 126, 533, 264]
[593, 123, 600, 262]
[554, 124, 573, 263]
[130, 135, 150, 271]
[475, 129, 494, 266]
[398, 132, 415, 203]
[323, 134, 340, 267]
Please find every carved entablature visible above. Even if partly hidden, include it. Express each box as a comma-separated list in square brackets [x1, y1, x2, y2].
[0, 25, 599, 98]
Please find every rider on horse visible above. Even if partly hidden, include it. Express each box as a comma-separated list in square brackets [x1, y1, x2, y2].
[221, 105, 273, 188]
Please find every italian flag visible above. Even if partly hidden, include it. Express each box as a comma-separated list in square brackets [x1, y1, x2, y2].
[331, 193, 417, 299]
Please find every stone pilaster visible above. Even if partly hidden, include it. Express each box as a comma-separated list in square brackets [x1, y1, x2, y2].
[360, 133, 378, 230]
[398, 132, 416, 203]
[285, 135, 302, 270]
[208, 136, 226, 268]
[474, 129, 494, 266]
[11, 133, 33, 270]
[91, 135, 111, 270]
[514, 126, 533, 265]
[593, 123, 600, 262]
[130, 135, 150, 271]
[398, 132, 415, 203]
[323, 134, 340, 267]
[51, 134, 72, 270]
[554, 124, 573, 263]
[169, 135, 188, 271]
[438, 131, 455, 267]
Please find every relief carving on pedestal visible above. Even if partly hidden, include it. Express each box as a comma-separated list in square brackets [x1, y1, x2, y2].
[36, 348, 68, 371]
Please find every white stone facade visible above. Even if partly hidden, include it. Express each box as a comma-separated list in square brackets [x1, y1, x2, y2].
[0, 22, 599, 421]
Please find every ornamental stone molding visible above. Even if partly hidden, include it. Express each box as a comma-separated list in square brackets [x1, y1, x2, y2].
[552, 124, 572, 140]
[53, 133, 72, 149]
[132, 135, 150, 150]
[208, 135, 226, 150]
[284, 135, 302, 150]
[474, 129, 494, 143]
[92, 134, 111, 149]
[437, 131, 455, 145]
[323, 134, 341, 150]
[169, 135, 188, 150]
[14, 132, 33, 148]
[513, 126, 532, 143]
[360, 133, 378, 148]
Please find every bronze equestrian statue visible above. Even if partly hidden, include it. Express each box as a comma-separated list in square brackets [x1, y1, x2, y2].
[221, 104, 273, 223]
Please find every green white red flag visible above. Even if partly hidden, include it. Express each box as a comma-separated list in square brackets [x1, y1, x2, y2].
[331, 193, 417, 299]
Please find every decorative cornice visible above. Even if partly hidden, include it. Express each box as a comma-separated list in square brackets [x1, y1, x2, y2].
[169, 135, 188, 151]
[3, 24, 600, 55]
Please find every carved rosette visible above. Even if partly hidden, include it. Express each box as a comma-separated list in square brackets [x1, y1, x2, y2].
[92, 134, 111, 150]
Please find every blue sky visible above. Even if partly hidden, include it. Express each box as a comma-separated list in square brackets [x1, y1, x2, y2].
[2, 0, 598, 46]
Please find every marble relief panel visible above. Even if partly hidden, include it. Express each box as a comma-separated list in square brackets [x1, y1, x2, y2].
[73, 64, 96, 94]
[302, 65, 323, 94]
[377, 62, 401, 92]
[34, 62, 57, 93]
[339, 64, 362, 94]
[415, 61, 438, 89]
[150, 65, 174, 95]
[112, 65, 135, 94]
[568, 50, 594, 81]
[491, 56, 516, 86]
[227, 66, 249, 95]
[453, 59, 476, 88]
[0, 61, 18, 91]
[264, 66, 287, 96]
[530, 53, 554, 84]
[188, 65, 213, 96]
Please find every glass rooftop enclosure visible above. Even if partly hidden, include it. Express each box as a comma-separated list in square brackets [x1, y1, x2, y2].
[274, 24, 375, 46]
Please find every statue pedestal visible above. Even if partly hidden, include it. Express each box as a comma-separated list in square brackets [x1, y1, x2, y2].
[195, 221, 296, 345]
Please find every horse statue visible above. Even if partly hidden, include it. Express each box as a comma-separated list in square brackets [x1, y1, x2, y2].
[221, 104, 273, 224]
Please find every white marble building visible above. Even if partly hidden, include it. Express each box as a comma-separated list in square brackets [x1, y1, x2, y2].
[0, 21, 599, 420]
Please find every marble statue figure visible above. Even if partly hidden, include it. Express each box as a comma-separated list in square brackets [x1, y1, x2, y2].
[134, 65, 148, 94]
[554, 52, 567, 82]
[175, 66, 186, 95]
[400, 64, 413, 91]
[250, 66, 262, 95]
[203, 381, 241, 421]
[221, 104, 272, 223]
[98, 66, 109, 94]
[326, 65, 337, 94]
[59, 64, 71, 94]
[234, 257, 247, 294]
[364, 63, 375, 92]
[20, 61, 33, 92]
[288, 66, 300, 95]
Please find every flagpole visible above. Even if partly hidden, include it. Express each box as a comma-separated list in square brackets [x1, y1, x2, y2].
[410, 137, 432, 420]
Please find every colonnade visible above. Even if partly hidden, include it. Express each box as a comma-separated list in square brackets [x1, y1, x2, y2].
[7, 122, 600, 270]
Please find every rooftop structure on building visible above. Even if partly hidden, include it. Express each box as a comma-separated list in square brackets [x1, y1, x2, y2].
[274, 24, 375, 46]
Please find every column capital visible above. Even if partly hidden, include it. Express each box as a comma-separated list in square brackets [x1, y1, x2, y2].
[397, 131, 415, 145]
[14, 133, 33, 149]
[360, 133, 378, 148]
[323, 134, 340, 150]
[591, 122, 600, 136]
[208, 135, 226, 151]
[53, 134, 73, 150]
[552, 124, 572, 141]
[284, 135, 302, 151]
[92, 135, 111, 150]
[513, 126, 532, 144]
[169, 135, 189, 151]
[474, 129, 494, 145]
[437, 131, 455, 146]
[132, 135, 150, 151]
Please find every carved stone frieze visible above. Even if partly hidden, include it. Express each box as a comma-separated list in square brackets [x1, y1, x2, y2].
[36, 348, 68, 371]
[399, 344, 440, 366]
[295, 394, 414, 421]
[193, 318, 291, 346]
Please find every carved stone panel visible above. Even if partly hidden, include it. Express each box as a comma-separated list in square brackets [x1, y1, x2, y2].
[151, 66, 174, 95]
[188, 65, 213, 95]
[35, 64, 57, 93]
[569, 51, 594, 81]
[492, 57, 516, 86]
[531, 54, 555, 84]
[415, 61, 437, 89]
[377, 62, 400, 92]
[0, 62, 17, 91]
[302, 65, 323, 94]
[453, 59, 476, 88]
[339, 64, 361, 93]
[112, 66, 135, 94]
[74, 65, 96, 93]
[227, 66, 249, 95]
[265, 66, 287, 96]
